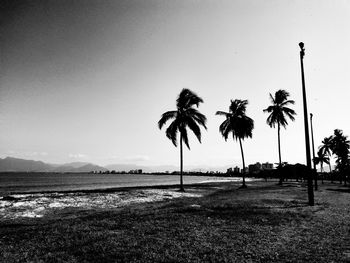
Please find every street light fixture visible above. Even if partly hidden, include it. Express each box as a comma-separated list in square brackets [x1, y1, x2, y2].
[299, 42, 314, 206]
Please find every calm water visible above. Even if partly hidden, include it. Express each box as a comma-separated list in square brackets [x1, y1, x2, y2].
[0, 173, 241, 195]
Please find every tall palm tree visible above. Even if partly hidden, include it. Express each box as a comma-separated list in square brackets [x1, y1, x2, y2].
[216, 99, 254, 188]
[263, 90, 296, 185]
[313, 149, 330, 184]
[158, 88, 207, 191]
[319, 136, 334, 174]
[330, 129, 350, 185]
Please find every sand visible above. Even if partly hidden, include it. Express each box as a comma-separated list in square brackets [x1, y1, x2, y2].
[0, 179, 244, 219]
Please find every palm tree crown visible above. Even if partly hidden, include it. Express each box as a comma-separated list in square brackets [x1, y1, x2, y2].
[216, 99, 254, 141]
[319, 136, 334, 157]
[319, 135, 334, 173]
[331, 129, 350, 171]
[158, 88, 207, 149]
[313, 149, 330, 173]
[263, 90, 296, 128]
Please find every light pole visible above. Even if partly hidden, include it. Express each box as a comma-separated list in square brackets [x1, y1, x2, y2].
[310, 113, 318, 190]
[299, 42, 314, 206]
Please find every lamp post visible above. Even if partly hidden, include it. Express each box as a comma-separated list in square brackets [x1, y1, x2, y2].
[299, 42, 314, 206]
[310, 113, 318, 190]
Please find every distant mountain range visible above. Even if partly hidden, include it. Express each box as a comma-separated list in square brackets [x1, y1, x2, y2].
[0, 157, 231, 173]
[0, 157, 107, 173]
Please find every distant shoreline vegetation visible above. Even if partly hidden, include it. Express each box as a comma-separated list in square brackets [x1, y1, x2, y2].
[0, 171, 230, 176]
[0, 165, 335, 181]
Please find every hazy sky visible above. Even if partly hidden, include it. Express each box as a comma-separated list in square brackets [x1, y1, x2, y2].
[1, 0, 350, 169]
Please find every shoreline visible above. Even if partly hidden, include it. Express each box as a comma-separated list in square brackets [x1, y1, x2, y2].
[1, 177, 254, 196]
[0, 173, 251, 197]
[0, 180, 247, 220]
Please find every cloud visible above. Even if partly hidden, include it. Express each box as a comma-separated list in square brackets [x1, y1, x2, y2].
[125, 155, 150, 162]
[7, 151, 48, 157]
[102, 155, 150, 163]
[68, 153, 87, 159]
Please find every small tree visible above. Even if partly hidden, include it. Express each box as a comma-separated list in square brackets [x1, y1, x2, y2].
[313, 149, 330, 184]
[330, 129, 350, 185]
[319, 136, 334, 174]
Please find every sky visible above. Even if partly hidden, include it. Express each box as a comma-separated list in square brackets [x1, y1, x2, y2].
[1, 0, 350, 170]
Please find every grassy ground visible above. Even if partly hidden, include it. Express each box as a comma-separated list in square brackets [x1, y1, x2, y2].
[1, 180, 349, 262]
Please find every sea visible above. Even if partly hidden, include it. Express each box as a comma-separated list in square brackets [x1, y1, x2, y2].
[0, 173, 245, 219]
[0, 172, 242, 195]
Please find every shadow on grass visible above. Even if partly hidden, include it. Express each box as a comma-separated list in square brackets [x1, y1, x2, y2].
[172, 199, 310, 228]
[326, 188, 350, 193]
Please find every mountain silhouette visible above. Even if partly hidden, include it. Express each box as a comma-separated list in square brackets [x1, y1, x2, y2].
[0, 157, 53, 172]
[0, 157, 107, 173]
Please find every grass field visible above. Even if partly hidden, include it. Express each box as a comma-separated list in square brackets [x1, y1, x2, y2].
[1, 180, 349, 262]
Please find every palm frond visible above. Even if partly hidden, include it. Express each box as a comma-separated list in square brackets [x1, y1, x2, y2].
[218, 118, 231, 141]
[165, 120, 179, 147]
[266, 111, 281, 128]
[216, 111, 230, 117]
[279, 114, 288, 128]
[179, 126, 190, 149]
[158, 111, 178, 129]
[314, 149, 330, 166]
[238, 115, 254, 139]
[266, 114, 276, 128]
[217, 99, 254, 141]
[187, 108, 207, 129]
[280, 99, 295, 106]
[319, 136, 334, 156]
[263, 105, 275, 113]
[186, 117, 202, 143]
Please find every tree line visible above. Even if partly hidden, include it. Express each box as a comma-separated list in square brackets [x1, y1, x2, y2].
[158, 88, 350, 191]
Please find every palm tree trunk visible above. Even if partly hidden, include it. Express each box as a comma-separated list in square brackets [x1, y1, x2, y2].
[329, 159, 333, 183]
[344, 172, 347, 186]
[277, 123, 283, 185]
[179, 133, 184, 192]
[321, 163, 324, 184]
[238, 137, 247, 188]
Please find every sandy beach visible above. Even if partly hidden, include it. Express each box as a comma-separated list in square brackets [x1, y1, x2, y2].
[0, 179, 245, 220]
[0, 188, 202, 219]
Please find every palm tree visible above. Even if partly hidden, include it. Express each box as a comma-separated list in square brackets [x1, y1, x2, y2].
[330, 129, 350, 185]
[216, 99, 254, 188]
[319, 136, 334, 175]
[263, 90, 296, 185]
[313, 149, 330, 184]
[158, 88, 207, 191]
